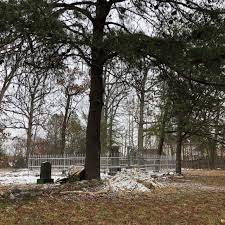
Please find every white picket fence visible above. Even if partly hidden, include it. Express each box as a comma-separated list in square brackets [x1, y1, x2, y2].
[28, 153, 176, 173]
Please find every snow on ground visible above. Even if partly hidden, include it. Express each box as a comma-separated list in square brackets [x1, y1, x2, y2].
[0, 168, 173, 192]
[0, 169, 65, 185]
[104, 169, 170, 192]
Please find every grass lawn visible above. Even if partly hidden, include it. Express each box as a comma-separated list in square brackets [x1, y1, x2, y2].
[1, 170, 225, 225]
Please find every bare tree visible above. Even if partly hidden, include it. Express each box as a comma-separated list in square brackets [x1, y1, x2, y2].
[128, 61, 158, 155]
[5, 70, 53, 162]
[57, 68, 87, 154]
[0, 44, 24, 110]
[101, 62, 129, 153]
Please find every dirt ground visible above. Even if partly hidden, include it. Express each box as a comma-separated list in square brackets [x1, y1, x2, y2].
[1, 169, 225, 225]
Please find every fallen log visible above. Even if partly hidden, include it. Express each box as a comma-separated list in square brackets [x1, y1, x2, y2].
[56, 168, 86, 184]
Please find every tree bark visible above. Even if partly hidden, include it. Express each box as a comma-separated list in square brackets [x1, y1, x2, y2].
[85, 65, 104, 180]
[157, 101, 169, 156]
[0, 60, 19, 109]
[138, 92, 144, 153]
[0, 82, 9, 108]
[209, 139, 215, 169]
[108, 113, 113, 152]
[176, 119, 183, 174]
[137, 92, 144, 166]
[209, 105, 220, 169]
[85, 0, 112, 180]
[26, 122, 33, 163]
[26, 95, 34, 164]
[61, 93, 71, 155]
[100, 109, 108, 154]
[100, 73, 108, 154]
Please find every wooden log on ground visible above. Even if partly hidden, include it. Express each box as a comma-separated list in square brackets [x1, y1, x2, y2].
[56, 168, 86, 184]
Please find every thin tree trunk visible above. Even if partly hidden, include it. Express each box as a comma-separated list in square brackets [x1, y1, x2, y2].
[157, 102, 169, 156]
[0, 85, 8, 108]
[138, 92, 144, 153]
[209, 141, 216, 169]
[156, 96, 169, 171]
[61, 93, 71, 155]
[0, 62, 19, 109]
[137, 92, 144, 166]
[108, 114, 113, 152]
[128, 109, 131, 146]
[26, 122, 33, 163]
[26, 96, 34, 164]
[209, 106, 220, 169]
[100, 109, 108, 154]
[100, 71, 108, 154]
[176, 119, 183, 174]
[131, 109, 134, 146]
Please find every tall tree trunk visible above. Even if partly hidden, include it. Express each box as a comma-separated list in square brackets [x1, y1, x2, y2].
[138, 92, 144, 153]
[26, 96, 34, 164]
[131, 109, 134, 146]
[86, 64, 104, 180]
[108, 113, 113, 152]
[137, 68, 147, 162]
[85, 0, 112, 179]
[100, 110, 108, 154]
[0, 85, 8, 109]
[157, 101, 169, 156]
[156, 103, 168, 171]
[209, 140, 216, 169]
[0, 63, 19, 109]
[209, 106, 220, 169]
[176, 118, 183, 174]
[61, 93, 71, 155]
[100, 72, 108, 154]
[137, 92, 144, 166]
[128, 109, 131, 146]
[26, 122, 33, 163]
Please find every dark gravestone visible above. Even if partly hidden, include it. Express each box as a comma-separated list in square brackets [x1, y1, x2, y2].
[37, 162, 54, 184]
[109, 146, 121, 175]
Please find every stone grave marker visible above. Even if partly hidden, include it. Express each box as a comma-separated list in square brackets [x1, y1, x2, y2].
[37, 162, 54, 184]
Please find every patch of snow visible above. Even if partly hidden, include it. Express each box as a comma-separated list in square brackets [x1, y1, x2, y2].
[108, 175, 150, 192]
[0, 169, 65, 185]
[100, 172, 112, 180]
[0, 168, 173, 191]
[105, 168, 165, 192]
[168, 171, 174, 176]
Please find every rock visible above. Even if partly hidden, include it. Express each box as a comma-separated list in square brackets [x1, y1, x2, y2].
[9, 193, 15, 200]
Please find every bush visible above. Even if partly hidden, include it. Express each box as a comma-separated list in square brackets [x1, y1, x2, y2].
[13, 155, 26, 168]
[0, 156, 9, 168]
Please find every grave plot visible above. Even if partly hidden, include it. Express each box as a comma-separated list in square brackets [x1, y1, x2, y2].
[0, 170, 225, 225]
